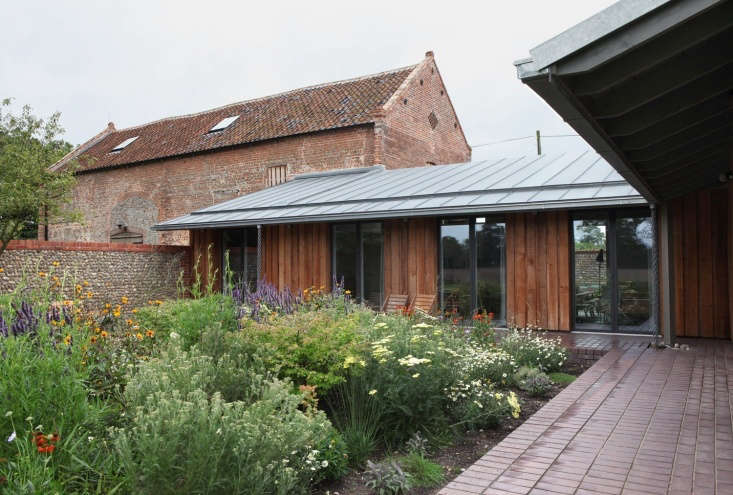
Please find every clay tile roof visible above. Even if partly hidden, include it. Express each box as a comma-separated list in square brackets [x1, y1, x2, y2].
[74, 64, 417, 172]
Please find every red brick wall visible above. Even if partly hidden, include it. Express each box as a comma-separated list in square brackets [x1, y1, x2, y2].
[49, 125, 376, 245]
[378, 55, 471, 168]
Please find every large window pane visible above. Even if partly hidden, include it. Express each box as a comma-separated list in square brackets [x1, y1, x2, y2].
[333, 224, 358, 295]
[222, 229, 245, 286]
[476, 220, 506, 322]
[223, 228, 259, 289]
[441, 221, 471, 319]
[573, 218, 611, 328]
[616, 215, 652, 330]
[362, 223, 384, 308]
[244, 227, 258, 287]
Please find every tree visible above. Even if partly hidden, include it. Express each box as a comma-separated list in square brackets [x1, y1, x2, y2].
[0, 98, 79, 256]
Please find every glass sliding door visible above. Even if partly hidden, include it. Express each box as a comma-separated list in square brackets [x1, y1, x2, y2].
[616, 214, 652, 332]
[440, 220, 472, 319]
[361, 223, 384, 308]
[333, 224, 358, 295]
[476, 219, 506, 323]
[332, 222, 383, 308]
[573, 216, 611, 330]
[572, 209, 652, 333]
[222, 227, 259, 289]
[440, 217, 507, 324]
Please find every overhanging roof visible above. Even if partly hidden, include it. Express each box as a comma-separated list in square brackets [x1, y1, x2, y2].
[153, 151, 646, 231]
[515, 0, 733, 202]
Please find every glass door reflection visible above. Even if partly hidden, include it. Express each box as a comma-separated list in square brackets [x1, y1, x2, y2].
[616, 215, 652, 332]
[573, 217, 611, 330]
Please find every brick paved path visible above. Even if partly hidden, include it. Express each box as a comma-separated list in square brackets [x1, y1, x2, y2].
[439, 340, 733, 495]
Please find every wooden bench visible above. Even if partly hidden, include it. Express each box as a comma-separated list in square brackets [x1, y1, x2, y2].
[382, 294, 410, 313]
[410, 293, 437, 315]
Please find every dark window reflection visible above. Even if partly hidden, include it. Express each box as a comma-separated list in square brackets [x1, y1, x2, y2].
[441, 222, 471, 319]
[476, 221, 506, 322]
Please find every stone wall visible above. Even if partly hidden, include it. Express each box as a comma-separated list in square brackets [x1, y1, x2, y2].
[0, 240, 191, 308]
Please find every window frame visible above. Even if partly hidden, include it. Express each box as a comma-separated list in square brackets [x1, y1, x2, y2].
[438, 215, 507, 325]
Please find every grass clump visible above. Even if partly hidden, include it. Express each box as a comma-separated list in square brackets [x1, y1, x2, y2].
[549, 371, 576, 386]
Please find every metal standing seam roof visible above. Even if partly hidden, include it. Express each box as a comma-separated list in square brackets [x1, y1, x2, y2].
[152, 150, 646, 231]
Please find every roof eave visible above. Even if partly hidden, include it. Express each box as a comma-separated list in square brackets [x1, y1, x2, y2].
[152, 195, 647, 231]
[520, 72, 658, 202]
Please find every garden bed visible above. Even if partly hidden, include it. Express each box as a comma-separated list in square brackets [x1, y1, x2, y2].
[316, 364, 587, 495]
[0, 264, 577, 494]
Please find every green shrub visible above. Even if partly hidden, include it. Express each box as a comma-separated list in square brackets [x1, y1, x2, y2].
[238, 309, 369, 393]
[514, 366, 553, 397]
[446, 379, 520, 430]
[135, 294, 238, 349]
[364, 460, 412, 495]
[324, 371, 383, 468]
[499, 328, 567, 372]
[458, 345, 518, 386]
[0, 330, 122, 492]
[362, 317, 463, 445]
[114, 342, 342, 494]
[399, 452, 444, 488]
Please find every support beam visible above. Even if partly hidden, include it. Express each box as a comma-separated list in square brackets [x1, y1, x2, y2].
[659, 202, 674, 346]
[568, 4, 733, 95]
[601, 71, 733, 137]
[586, 35, 733, 119]
[625, 115, 731, 161]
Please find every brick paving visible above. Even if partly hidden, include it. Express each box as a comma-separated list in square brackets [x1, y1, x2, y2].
[439, 338, 733, 495]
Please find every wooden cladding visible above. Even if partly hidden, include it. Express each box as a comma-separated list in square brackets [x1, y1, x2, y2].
[262, 223, 331, 291]
[506, 211, 571, 330]
[190, 229, 222, 291]
[670, 188, 729, 338]
[266, 165, 287, 187]
[383, 218, 438, 299]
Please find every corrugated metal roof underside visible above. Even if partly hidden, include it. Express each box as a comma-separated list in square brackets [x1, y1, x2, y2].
[153, 151, 646, 230]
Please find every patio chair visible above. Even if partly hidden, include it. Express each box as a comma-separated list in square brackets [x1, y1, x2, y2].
[381, 294, 410, 313]
[410, 293, 437, 315]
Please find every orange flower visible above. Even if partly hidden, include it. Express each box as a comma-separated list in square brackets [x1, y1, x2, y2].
[145, 329, 155, 338]
[38, 271, 47, 278]
[121, 296, 129, 304]
[90, 335, 98, 344]
[100, 330, 109, 338]
[135, 332, 143, 341]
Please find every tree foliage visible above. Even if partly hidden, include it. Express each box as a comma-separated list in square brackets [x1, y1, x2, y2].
[0, 98, 79, 256]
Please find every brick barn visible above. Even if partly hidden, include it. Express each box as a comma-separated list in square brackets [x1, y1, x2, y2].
[50, 52, 470, 245]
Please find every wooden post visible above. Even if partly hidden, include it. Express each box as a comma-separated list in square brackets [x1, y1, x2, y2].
[659, 203, 674, 346]
[729, 124, 733, 340]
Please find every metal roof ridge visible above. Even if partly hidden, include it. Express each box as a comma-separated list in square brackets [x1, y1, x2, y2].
[293, 165, 385, 180]
[187, 179, 636, 216]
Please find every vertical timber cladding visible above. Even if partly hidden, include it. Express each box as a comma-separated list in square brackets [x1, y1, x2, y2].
[383, 218, 438, 300]
[190, 229, 223, 291]
[670, 188, 729, 338]
[506, 211, 571, 330]
[262, 223, 331, 292]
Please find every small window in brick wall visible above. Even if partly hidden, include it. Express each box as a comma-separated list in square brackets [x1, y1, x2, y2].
[428, 111, 439, 130]
[110, 226, 143, 244]
[267, 165, 288, 187]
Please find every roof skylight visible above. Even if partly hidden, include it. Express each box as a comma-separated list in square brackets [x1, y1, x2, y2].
[209, 116, 239, 133]
[111, 136, 138, 152]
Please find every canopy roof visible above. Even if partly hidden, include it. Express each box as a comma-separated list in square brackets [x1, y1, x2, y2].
[516, 0, 733, 201]
[153, 151, 645, 230]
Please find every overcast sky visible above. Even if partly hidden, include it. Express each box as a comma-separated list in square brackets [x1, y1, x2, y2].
[2, 0, 616, 159]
